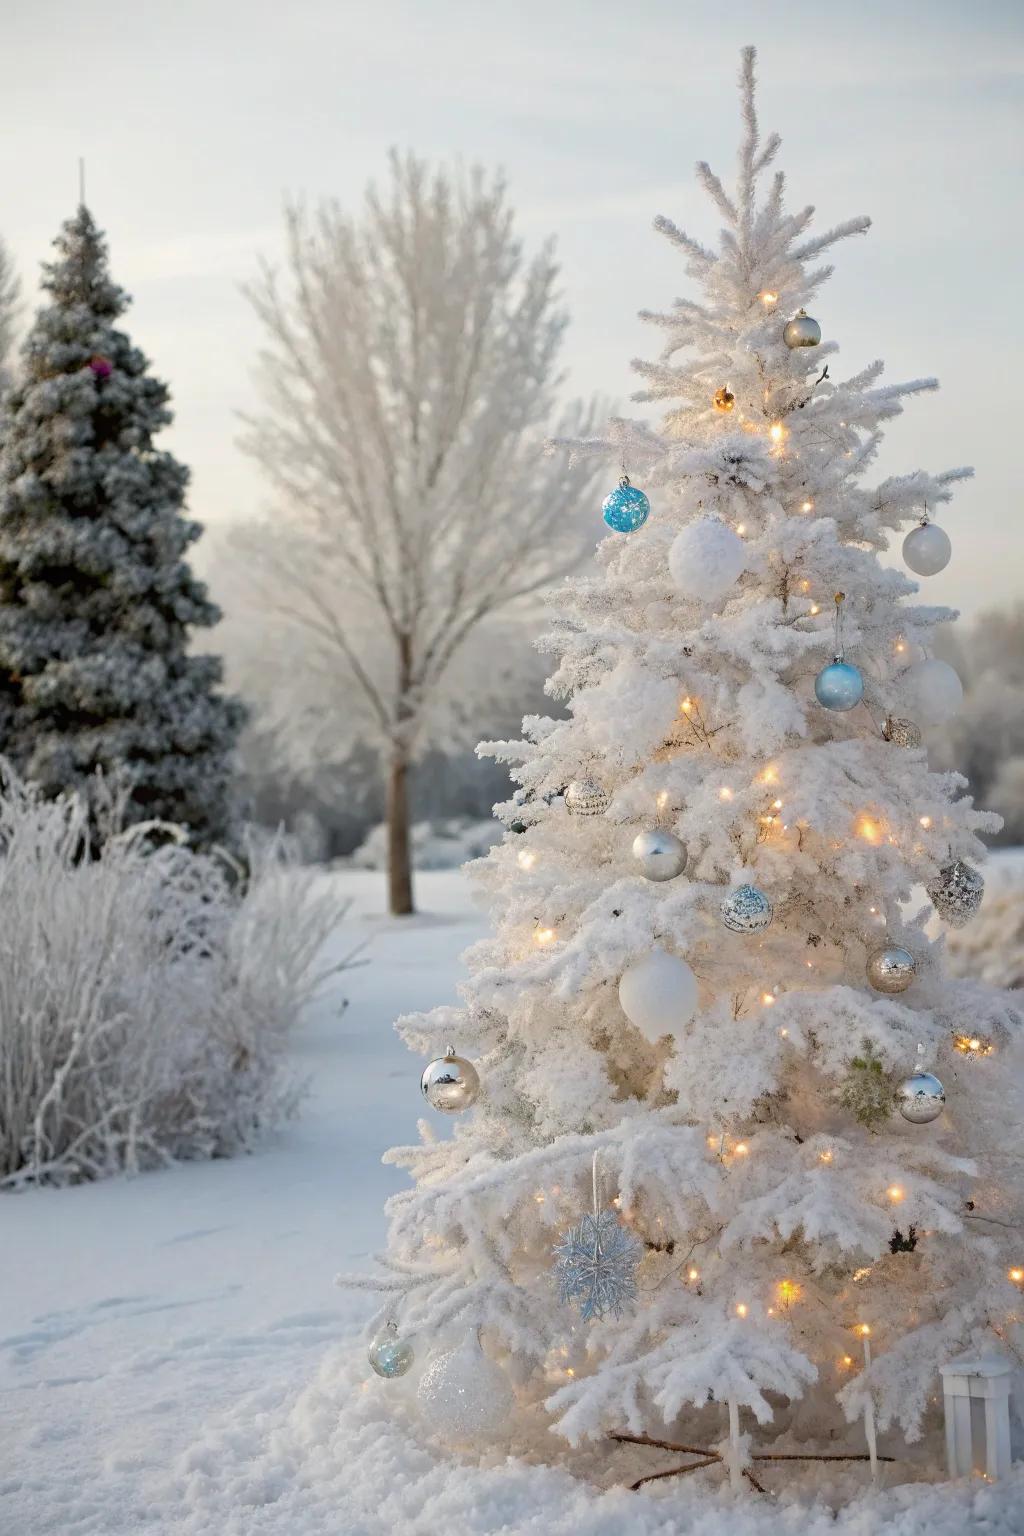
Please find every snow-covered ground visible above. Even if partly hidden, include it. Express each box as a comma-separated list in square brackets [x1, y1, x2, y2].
[2, 869, 1023, 1534]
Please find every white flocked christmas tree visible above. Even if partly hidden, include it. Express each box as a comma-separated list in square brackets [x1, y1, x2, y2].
[347, 49, 1024, 1483]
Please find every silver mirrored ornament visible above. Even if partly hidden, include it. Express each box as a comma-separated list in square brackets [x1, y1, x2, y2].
[815, 658, 864, 712]
[867, 943, 917, 995]
[632, 827, 687, 882]
[554, 1208, 643, 1322]
[368, 1320, 415, 1378]
[783, 309, 821, 348]
[896, 1070, 946, 1125]
[883, 716, 922, 749]
[903, 520, 951, 577]
[721, 883, 773, 933]
[565, 777, 609, 817]
[420, 1045, 480, 1113]
[927, 860, 984, 928]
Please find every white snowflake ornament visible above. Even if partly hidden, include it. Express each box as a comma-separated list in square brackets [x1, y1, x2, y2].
[553, 1208, 643, 1322]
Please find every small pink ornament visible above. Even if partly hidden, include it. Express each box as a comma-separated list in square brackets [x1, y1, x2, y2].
[89, 355, 112, 379]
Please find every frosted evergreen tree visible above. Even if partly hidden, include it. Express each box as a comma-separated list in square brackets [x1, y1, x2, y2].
[344, 51, 1024, 1486]
[0, 207, 244, 846]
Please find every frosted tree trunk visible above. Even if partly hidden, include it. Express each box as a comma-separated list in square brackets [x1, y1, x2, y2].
[387, 750, 413, 917]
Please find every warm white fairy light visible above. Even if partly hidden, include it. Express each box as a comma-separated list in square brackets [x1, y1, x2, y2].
[801, 499, 814, 512]
[761, 991, 776, 1006]
[918, 816, 932, 829]
[517, 849, 537, 871]
[769, 422, 786, 444]
[887, 1184, 904, 1204]
[688, 1266, 700, 1282]
[534, 926, 557, 947]
[735, 523, 747, 535]
[734, 1141, 749, 1156]
[760, 291, 778, 306]
[1010, 1267, 1024, 1285]
[736, 1302, 749, 1318]
[719, 786, 734, 801]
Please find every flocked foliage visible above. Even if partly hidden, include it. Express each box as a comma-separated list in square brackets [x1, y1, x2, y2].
[0, 207, 245, 847]
[342, 50, 1024, 1469]
[0, 767, 344, 1187]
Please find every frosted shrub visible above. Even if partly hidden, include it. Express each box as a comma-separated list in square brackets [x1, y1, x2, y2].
[0, 775, 342, 1186]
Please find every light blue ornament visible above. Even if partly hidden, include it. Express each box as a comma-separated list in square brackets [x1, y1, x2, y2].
[554, 1208, 643, 1322]
[368, 1320, 414, 1379]
[602, 477, 650, 533]
[815, 659, 864, 712]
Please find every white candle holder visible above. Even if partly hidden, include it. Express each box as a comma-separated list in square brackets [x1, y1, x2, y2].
[940, 1354, 1013, 1481]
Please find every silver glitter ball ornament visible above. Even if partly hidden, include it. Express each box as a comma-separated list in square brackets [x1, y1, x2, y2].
[417, 1331, 513, 1439]
[632, 827, 687, 882]
[897, 1070, 946, 1125]
[883, 716, 922, 749]
[721, 883, 773, 933]
[565, 777, 609, 817]
[420, 1045, 480, 1113]
[783, 309, 822, 348]
[927, 860, 984, 928]
[368, 1320, 415, 1379]
[866, 943, 917, 995]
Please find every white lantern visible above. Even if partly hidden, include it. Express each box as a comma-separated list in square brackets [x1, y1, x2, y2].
[668, 518, 746, 603]
[940, 1354, 1013, 1481]
[618, 948, 698, 1043]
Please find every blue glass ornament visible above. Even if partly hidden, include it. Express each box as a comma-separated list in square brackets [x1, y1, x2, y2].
[815, 659, 864, 712]
[602, 477, 650, 533]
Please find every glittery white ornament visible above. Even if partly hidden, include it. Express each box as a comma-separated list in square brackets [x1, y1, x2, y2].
[900, 657, 963, 724]
[554, 1208, 643, 1321]
[618, 947, 699, 1042]
[417, 1331, 513, 1439]
[668, 517, 746, 603]
[565, 777, 609, 817]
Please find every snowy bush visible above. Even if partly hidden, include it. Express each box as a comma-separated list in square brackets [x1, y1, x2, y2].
[0, 772, 343, 1187]
[348, 817, 501, 871]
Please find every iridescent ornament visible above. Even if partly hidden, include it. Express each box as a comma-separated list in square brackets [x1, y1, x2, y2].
[668, 516, 746, 602]
[713, 385, 736, 413]
[901, 657, 963, 724]
[631, 827, 687, 882]
[420, 1046, 480, 1113]
[927, 860, 984, 928]
[896, 1070, 946, 1125]
[554, 1208, 643, 1322]
[565, 777, 609, 817]
[883, 716, 922, 749]
[368, 1320, 415, 1379]
[721, 883, 773, 933]
[417, 1331, 513, 1439]
[618, 947, 699, 1042]
[866, 943, 917, 995]
[602, 476, 650, 533]
[783, 309, 821, 348]
[89, 355, 112, 378]
[815, 659, 864, 712]
[903, 519, 951, 577]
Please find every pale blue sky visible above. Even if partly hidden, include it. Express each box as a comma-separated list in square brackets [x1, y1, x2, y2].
[1, 0, 1021, 617]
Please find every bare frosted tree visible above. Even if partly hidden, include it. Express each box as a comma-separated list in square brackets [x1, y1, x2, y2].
[237, 153, 601, 914]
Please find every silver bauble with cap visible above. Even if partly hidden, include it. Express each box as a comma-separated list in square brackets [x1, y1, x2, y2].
[783, 309, 822, 348]
[866, 943, 917, 995]
[421, 1046, 480, 1113]
[896, 1070, 946, 1125]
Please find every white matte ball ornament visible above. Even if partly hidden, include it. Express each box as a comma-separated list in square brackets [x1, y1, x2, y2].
[903, 521, 951, 577]
[420, 1046, 480, 1113]
[417, 1331, 513, 1440]
[668, 517, 746, 603]
[618, 947, 699, 1043]
[632, 828, 687, 882]
[897, 1070, 946, 1125]
[901, 657, 963, 724]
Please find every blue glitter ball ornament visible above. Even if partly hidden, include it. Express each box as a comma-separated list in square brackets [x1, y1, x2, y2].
[815, 659, 864, 712]
[602, 477, 650, 534]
